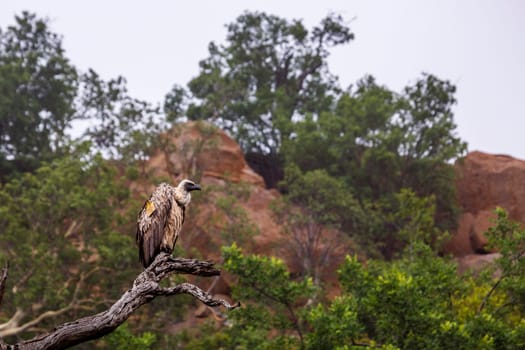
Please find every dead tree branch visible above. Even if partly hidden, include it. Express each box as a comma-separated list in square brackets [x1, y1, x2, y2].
[0, 267, 102, 338]
[0, 253, 239, 350]
[0, 263, 8, 309]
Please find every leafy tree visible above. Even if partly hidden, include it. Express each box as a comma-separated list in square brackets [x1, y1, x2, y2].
[281, 165, 359, 228]
[305, 295, 362, 349]
[77, 69, 163, 161]
[177, 244, 315, 349]
[337, 244, 462, 348]
[482, 208, 525, 316]
[307, 240, 525, 349]
[386, 188, 446, 258]
[0, 12, 78, 175]
[282, 75, 399, 181]
[223, 244, 315, 347]
[283, 74, 466, 257]
[164, 84, 189, 123]
[0, 147, 137, 342]
[285, 74, 466, 198]
[0, 11, 228, 349]
[181, 230, 525, 350]
[0, 12, 165, 179]
[185, 11, 353, 157]
[274, 166, 359, 282]
[175, 210, 525, 350]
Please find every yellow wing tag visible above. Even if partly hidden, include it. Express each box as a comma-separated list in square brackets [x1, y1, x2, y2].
[145, 200, 156, 216]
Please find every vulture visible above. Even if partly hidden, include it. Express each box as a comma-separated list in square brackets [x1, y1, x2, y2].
[136, 179, 201, 268]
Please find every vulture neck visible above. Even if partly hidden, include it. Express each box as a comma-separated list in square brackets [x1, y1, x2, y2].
[173, 187, 191, 207]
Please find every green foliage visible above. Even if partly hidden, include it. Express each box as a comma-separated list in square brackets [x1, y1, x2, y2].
[175, 245, 313, 349]
[221, 244, 315, 348]
[0, 148, 135, 339]
[179, 308, 297, 350]
[388, 189, 440, 247]
[380, 188, 448, 259]
[285, 73, 467, 199]
[484, 208, 525, 315]
[185, 11, 353, 155]
[164, 84, 189, 122]
[223, 244, 314, 308]
[77, 69, 163, 161]
[0, 12, 165, 180]
[0, 12, 77, 175]
[102, 323, 156, 349]
[185, 229, 525, 350]
[215, 194, 259, 246]
[305, 240, 524, 349]
[281, 165, 360, 228]
[306, 295, 362, 349]
[335, 245, 458, 348]
[282, 74, 465, 258]
[272, 167, 357, 282]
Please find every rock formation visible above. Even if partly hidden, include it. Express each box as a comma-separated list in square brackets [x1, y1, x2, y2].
[133, 123, 525, 283]
[130, 121, 347, 297]
[446, 151, 525, 257]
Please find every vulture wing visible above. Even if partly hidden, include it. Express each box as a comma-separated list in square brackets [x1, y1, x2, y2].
[136, 192, 172, 268]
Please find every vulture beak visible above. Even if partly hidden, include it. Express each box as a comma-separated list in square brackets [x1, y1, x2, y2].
[189, 183, 201, 191]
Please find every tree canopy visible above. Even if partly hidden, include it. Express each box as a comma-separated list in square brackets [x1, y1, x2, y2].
[0, 12, 162, 180]
[0, 12, 77, 174]
[185, 11, 353, 156]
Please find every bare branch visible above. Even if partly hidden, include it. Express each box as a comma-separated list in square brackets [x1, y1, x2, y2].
[0, 267, 103, 338]
[0, 253, 239, 350]
[12, 267, 34, 294]
[0, 309, 25, 333]
[0, 263, 8, 309]
[155, 283, 239, 309]
[0, 305, 75, 338]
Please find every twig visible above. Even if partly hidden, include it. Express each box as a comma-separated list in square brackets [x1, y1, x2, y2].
[478, 273, 505, 315]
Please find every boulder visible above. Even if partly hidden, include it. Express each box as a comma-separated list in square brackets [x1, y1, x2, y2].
[455, 253, 501, 275]
[145, 121, 264, 187]
[445, 151, 525, 256]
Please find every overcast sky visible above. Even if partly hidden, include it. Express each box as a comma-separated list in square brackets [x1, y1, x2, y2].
[2, 0, 524, 159]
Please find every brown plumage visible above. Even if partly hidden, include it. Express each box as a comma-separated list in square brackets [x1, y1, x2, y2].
[136, 179, 201, 268]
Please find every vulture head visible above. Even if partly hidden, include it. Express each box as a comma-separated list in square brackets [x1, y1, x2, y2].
[175, 179, 201, 206]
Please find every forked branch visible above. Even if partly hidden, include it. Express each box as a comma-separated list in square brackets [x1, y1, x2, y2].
[0, 253, 239, 350]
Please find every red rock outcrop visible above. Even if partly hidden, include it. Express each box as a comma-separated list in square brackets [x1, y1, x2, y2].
[131, 121, 278, 257]
[130, 121, 348, 297]
[445, 151, 525, 256]
[134, 125, 525, 286]
[142, 121, 264, 188]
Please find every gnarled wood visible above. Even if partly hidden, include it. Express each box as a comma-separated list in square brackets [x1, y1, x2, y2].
[0, 253, 239, 350]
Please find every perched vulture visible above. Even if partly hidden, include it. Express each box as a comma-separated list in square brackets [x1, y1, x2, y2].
[136, 179, 201, 268]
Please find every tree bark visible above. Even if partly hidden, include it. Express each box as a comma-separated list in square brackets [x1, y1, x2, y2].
[0, 253, 239, 350]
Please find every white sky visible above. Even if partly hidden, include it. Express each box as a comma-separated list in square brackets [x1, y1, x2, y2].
[2, 0, 524, 159]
